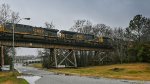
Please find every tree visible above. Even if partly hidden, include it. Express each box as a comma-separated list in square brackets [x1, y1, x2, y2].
[0, 3, 19, 68]
[111, 28, 129, 63]
[0, 4, 10, 24]
[128, 14, 150, 62]
[142, 18, 150, 42]
[40, 21, 55, 68]
[70, 20, 92, 34]
[44, 21, 55, 29]
[92, 24, 106, 36]
[0, 4, 20, 24]
[37, 49, 51, 68]
[129, 14, 147, 43]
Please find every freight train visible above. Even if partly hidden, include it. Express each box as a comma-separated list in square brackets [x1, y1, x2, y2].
[0, 23, 112, 48]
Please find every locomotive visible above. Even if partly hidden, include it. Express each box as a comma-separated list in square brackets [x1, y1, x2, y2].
[0, 23, 112, 47]
[0, 23, 58, 38]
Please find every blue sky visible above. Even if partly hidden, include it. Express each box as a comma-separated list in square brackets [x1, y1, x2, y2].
[1, 0, 150, 56]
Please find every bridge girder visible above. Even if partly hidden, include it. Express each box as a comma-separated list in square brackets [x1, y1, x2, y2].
[0, 40, 112, 51]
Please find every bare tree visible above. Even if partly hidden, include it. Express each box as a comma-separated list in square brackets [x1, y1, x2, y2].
[40, 21, 56, 68]
[0, 4, 11, 24]
[0, 4, 20, 24]
[70, 20, 92, 34]
[44, 21, 55, 29]
[10, 11, 20, 23]
[0, 3, 20, 67]
[93, 24, 106, 36]
[111, 28, 127, 63]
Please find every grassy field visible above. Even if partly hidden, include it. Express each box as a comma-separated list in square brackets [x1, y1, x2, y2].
[30, 63, 150, 81]
[0, 71, 28, 84]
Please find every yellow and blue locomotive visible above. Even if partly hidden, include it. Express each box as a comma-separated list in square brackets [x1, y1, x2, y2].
[0, 23, 59, 40]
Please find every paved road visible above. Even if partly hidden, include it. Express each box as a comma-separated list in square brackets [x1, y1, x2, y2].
[15, 64, 150, 84]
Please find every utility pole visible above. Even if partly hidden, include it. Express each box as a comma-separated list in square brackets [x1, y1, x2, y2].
[12, 18, 30, 71]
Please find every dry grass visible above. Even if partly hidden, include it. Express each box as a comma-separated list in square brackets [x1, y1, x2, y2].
[0, 71, 28, 84]
[29, 63, 42, 69]
[30, 63, 150, 81]
[51, 63, 150, 81]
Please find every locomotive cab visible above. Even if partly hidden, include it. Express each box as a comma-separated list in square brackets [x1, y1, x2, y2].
[60, 30, 76, 40]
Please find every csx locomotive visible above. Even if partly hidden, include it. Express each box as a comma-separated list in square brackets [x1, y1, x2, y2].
[0, 23, 112, 48]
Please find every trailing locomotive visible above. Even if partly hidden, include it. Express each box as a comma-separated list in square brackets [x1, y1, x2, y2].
[0, 23, 112, 47]
[60, 30, 95, 42]
[59, 30, 111, 45]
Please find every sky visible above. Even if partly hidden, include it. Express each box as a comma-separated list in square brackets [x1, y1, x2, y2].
[1, 0, 150, 56]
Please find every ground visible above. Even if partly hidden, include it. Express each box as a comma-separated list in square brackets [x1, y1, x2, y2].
[16, 64, 149, 84]
[30, 63, 150, 81]
[0, 71, 28, 84]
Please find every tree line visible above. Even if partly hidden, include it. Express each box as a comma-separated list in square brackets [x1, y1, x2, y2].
[41, 15, 150, 68]
[69, 15, 150, 64]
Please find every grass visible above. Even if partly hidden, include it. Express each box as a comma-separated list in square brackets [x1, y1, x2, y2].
[29, 63, 42, 69]
[0, 71, 28, 84]
[30, 63, 150, 81]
